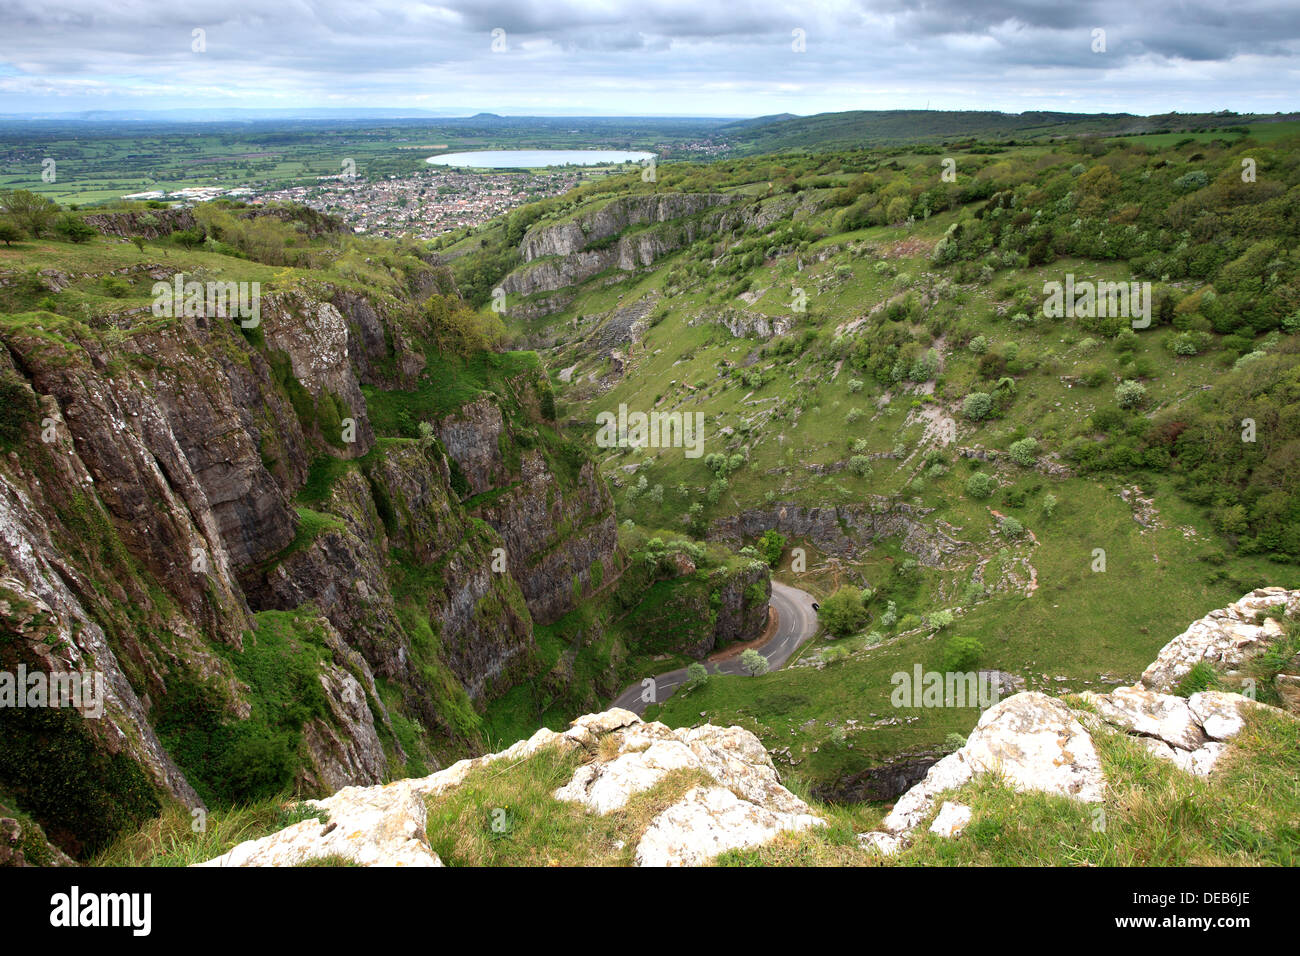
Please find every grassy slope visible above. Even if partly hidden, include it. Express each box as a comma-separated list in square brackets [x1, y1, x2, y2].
[489, 136, 1300, 796]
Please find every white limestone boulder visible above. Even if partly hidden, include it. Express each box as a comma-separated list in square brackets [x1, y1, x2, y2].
[634, 785, 823, 867]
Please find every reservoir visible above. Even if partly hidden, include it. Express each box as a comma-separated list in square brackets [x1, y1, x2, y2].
[426, 149, 654, 168]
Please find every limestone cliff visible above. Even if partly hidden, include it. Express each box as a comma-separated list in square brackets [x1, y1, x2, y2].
[0, 246, 620, 860]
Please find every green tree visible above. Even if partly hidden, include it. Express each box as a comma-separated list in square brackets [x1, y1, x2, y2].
[0, 220, 22, 246]
[1115, 379, 1146, 409]
[963, 392, 994, 420]
[739, 649, 770, 676]
[686, 662, 709, 686]
[818, 587, 869, 637]
[757, 529, 786, 568]
[0, 190, 57, 238]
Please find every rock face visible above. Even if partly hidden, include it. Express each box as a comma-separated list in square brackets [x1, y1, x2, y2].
[0, 247, 622, 859]
[502, 193, 777, 302]
[81, 208, 197, 239]
[199, 708, 821, 867]
[709, 498, 969, 567]
[1138, 587, 1299, 693]
[470, 448, 620, 627]
[519, 194, 737, 263]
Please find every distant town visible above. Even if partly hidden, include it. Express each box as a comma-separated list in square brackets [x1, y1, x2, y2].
[115, 139, 732, 239]
[123, 167, 588, 239]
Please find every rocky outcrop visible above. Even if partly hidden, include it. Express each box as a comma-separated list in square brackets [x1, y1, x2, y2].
[870, 692, 1106, 847]
[699, 307, 794, 340]
[713, 561, 771, 645]
[1138, 587, 1298, 694]
[811, 751, 940, 804]
[198, 707, 821, 867]
[503, 194, 741, 299]
[709, 498, 970, 566]
[435, 396, 507, 496]
[433, 382, 622, 628]
[261, 291, 376, 457]
[519, 194, 737, 262]
[634, 785, 821, 867]
[80, 208, 197, 239]
[858, 589, 1299, 856]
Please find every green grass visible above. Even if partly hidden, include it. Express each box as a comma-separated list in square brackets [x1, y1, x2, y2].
[92, 796, 327, 867]
[424, 744, 714, 866]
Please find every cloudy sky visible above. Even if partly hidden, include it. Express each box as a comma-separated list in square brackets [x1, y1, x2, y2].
[1, 0, 1297, 117]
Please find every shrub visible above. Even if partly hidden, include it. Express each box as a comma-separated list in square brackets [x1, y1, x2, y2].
[821, 646, 849, 666]
[53, 214, 96, 243]
[818, 587, 869, 637]
[847, 378, 864, 393]
[965, 471, 995, 499]
[102, 276, 130, 298]
[880, 601, 898, 628]
[926, 609, 956, 630]
[686, 662, 709, 686]
[1000, 515, 1025, 538]
[968, 335, 990, 354]
[941, 634, 984, 671]
[1173, 170, 1210, 192]
[848, 454, 873, 478]
[963, 392, 994, 420]
[1115, 379, 1146, 409]
[1008, 437, 1039, 466]
[0, 189, 56, 237]
[1079, 364, 1108, 387]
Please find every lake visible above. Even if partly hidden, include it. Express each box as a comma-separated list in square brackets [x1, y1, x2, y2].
[426, 149, 655, 169]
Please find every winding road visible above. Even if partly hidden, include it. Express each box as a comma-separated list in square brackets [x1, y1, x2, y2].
[611, 580, 820, 716]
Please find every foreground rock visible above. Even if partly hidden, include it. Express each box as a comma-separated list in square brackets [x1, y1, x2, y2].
[859, 607, 1296, 858]
[635, 786, 822, 867]
[1139, 587, 1298, 693]
[199, 708, 819, 867]
[865, 692, 1104, 849]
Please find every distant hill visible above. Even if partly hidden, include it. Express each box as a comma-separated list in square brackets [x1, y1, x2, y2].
[721, 108, 1300, 152]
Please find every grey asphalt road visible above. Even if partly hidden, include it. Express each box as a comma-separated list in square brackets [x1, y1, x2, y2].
[610, 580, 819, 715]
